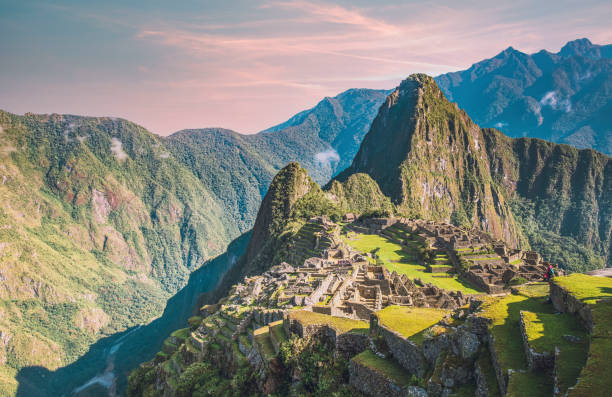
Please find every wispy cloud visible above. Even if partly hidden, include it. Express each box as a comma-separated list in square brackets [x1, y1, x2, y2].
[263, 0, 400, 35]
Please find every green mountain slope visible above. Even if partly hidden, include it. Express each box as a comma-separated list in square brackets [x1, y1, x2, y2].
[0, 111, 236, 395]
[335, 74, 524, 248]
[165, 88, 389, 233]
[334, 74, 610, 271]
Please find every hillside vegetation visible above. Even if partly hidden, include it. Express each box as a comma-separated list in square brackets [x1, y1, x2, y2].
[0, 111, 236, 395]
[165, 88, 389, 233]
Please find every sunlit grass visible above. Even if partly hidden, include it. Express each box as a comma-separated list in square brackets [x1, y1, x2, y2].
[343, 232, 480, 294]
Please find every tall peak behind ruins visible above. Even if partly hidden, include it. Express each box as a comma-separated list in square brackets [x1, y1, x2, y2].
[335, 74, 524, 248]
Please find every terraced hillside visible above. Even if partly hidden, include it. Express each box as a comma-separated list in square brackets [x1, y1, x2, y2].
[343, 223, 480, 294]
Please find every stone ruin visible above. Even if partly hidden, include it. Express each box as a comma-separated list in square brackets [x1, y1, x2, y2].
[462, 250, 563, 294]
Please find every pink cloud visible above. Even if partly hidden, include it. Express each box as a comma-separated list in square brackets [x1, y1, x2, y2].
[263, 0, 400, 35]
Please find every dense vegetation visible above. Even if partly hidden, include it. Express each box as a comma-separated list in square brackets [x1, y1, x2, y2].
[0, 111, 235, 395]
[165, 88, 388, 233]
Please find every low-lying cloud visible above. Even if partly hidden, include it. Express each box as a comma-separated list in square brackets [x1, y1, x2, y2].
[314, 149, 340, 166]
[540, 91, 572, 113]
[111, 137, 128, 161]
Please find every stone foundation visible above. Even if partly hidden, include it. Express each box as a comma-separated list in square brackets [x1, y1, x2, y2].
[378, 324, 426, 377]
[349, 358, 427, 397]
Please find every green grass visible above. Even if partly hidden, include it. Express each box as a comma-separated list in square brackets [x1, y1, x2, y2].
[521, 311, 588, 394]
[553, 274, 612, 304]
[478, 283, 553, 396]
[288, 310, 368, 334]
[253, 326, 276, 360]
[188, 315, 203, 329]
[552, 274, 612, 397]
[269, 320, 287, 343]
[171, 327, 190, 342]
[506, 371, 552, 397]
[239, 334, 252, 350]
[476, 348, 501, 397]
[449, 382, 477, 397]
[568, 316, 612, 397]
[352, 350, 411, 386]
[376, 305, 449, 345]
[343, 232, 480, 293]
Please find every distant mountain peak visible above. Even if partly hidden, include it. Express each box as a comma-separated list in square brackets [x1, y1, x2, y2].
[557, 37, 609, 59]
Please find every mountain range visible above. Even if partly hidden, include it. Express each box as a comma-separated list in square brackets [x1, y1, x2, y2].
[125, 73, 612, 397]
[0, 38, 610, 396]
[435, 38, 612, 155]
[165, 88, 389, 233]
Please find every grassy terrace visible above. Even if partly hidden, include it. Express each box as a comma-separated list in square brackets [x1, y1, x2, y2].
[553, 274, 612, 304]
[269, 320, 288, 344]
[352, 350, 411, 386]
[479, 283, 553, 396]
[376, 305, 449, 345]
[288, 310, 369, 334]
[171, 328, 190, 341]
[521, 311, 588, 394]
[553, 274, 612, 397]
[343, 230, 480, 294]
[253, 326, 276, 360]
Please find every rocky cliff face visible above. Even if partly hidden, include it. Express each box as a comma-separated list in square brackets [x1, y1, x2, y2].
[336, 74, 523, 248]
[483, 128, 612, 268]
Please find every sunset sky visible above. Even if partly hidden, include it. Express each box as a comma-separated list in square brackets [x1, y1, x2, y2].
[1, 0, 611, 135]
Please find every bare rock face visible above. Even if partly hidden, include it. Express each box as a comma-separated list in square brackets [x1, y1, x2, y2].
[450, 328, 480, 360]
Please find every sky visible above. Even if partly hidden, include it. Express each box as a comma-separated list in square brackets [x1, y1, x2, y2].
[1, 0, 611, 135]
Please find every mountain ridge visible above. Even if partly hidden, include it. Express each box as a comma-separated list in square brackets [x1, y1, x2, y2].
[435, 38, 612, 155]
[165, 88, 389, 233]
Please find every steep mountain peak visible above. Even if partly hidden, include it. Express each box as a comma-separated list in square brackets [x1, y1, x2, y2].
[500, 46, 519, 55]
[336, 74, 523, 247]
[244, 162, 317, 263]
[559, 37, 595, 57]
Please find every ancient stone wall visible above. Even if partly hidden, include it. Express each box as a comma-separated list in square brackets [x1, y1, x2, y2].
[378, 324, 426, 377]
[487, 334, 507, 396]
[336, 332, 369, 357]
[519, 311, 554, 371]
[349, 358, 411, 397]
[550, 282, 594, 332]
[346, 301, 374, 320]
